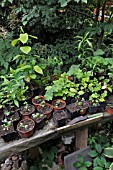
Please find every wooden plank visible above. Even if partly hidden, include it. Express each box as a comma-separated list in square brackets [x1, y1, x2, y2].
[76, 128, 88, 150]
[0, 112, 113, 160]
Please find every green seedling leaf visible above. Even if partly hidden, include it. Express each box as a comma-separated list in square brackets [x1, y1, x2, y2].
[97, 159, 104, 167]
[19, 33, 28, 44]
[34, 65, 43, 74]
[11, 39, 18, 46]
[78, 155, 84, 164]
[88, 150, 98, 157]
[84, 161, 92, 167]
[20, 46, 31, 54]
[73, 162, 81, 168]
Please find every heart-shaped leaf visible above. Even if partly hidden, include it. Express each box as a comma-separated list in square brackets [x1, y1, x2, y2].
[20, 46, 31, 54]
[19, 33, 28, 44]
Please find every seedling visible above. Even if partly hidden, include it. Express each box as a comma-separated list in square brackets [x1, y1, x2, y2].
[73, 154, 92, 170]
[2, 119, 12, 130]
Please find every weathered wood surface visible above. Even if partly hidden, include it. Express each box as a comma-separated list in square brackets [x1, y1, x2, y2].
[0, 112, 113, 160]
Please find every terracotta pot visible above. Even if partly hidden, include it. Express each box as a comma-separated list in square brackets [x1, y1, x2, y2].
[79, 108, 88, 115]
[32, 96, 45, 108]
[17, 118, 35, 138]
[36, 103, 53, 119]
[20, 104, 35, 119]
[106, 106, 113, 114]
[52, 99, 66, 111]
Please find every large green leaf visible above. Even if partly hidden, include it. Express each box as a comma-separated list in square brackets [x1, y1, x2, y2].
[19, 33, 28, 44]
[81, 0, 87, 3]
[34, 65, 43, 74]
[58, 0, 70, 7]
[110, 163, 113, 170]
[93, 167, 103, 170]
[20, 46, 31, 54]
[94, 49, 104, 56]
[104, 148, 113, 158]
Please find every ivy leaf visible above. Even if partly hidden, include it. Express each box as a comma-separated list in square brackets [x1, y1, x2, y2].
[11, 39, 18, 46]
[19, 33, 28, 44]
[20, 46, 31, 54]
[34, 65, 43, 74]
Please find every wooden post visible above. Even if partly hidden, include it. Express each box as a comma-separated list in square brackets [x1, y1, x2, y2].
[75, 128, 88, 150]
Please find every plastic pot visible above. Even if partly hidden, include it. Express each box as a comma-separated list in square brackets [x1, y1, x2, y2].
[53, 110, 68, 127]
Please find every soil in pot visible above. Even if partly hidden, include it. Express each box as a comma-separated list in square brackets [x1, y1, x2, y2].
[17, 118, 35, 138]
[76, 100, 88, 115]
[20, 104, 35, 119]
[8, 112, 20, 130]
[7, 105, 20, 114]
[31, 112, 47, 129]
[0, 119, 19, 142]
[36, 103, 53, 119]
[32, 96, 45, 108]
[66, 103, 80, 120]
[53, 110, 68, 127]
[52, 99, 66, 111]
[106, 103, 113, 114]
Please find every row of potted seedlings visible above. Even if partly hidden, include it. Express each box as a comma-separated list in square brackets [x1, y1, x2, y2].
[0, 94, 112, 143]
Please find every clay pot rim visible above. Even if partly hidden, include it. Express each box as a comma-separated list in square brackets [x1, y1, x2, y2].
[52, 99, 66, 109]
[17, 118, 35, 134]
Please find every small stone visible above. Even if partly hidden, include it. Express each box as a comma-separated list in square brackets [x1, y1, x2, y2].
[18, 167, 23, 170]
[5, 164, 12, 170]
[11, 155, 18, 161]
[12, 160, 19, 169]
[5, 158, 10, 165]
[11, 167, 17, 170]
[21, 160, 28, 170]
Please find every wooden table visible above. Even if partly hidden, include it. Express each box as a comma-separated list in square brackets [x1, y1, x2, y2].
[0, 112, 113, 160]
